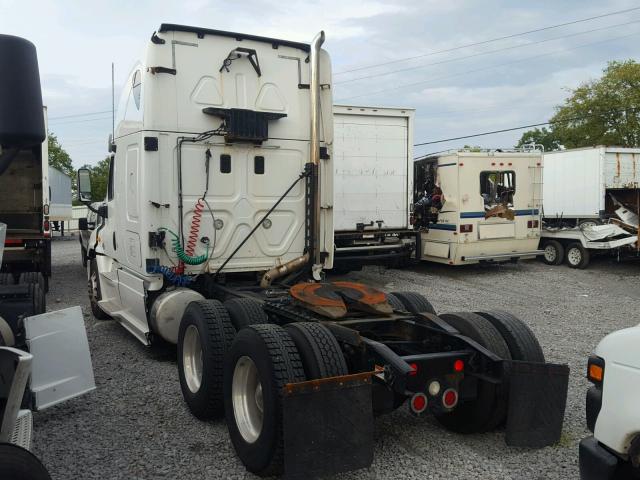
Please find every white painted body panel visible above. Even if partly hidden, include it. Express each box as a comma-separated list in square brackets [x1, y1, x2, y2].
[593, 324, 640, 456]
[47, 166, 72, 221]
[543, 146, 640, 219]
[333, 105, 413, 232]
[419, 151, 543, 265]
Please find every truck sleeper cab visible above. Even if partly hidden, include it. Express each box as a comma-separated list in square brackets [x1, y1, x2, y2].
[79, 26, 569, 479]
[413, 150, 543, 265]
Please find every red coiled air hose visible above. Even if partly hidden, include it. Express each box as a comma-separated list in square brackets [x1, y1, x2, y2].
[186, 198, 204, 258]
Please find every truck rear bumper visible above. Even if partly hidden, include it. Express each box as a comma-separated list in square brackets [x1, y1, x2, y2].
[579, 436, 620, 480]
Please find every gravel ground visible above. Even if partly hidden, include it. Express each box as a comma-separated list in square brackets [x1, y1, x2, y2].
[32, 237, 640, 479]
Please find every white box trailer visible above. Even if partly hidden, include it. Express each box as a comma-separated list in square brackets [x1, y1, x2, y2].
[333, 105, 416, 267]
[543, 146, 640, 225]
[47, 166, 72, 222]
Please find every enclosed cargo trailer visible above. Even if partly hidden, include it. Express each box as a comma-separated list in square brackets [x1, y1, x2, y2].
[543, 146, 640, 225]
[333, 105, 415, 269]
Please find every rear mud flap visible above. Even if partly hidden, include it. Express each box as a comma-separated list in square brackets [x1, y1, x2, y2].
[505, 360, 569, 448]
[283, 372, 374, 479]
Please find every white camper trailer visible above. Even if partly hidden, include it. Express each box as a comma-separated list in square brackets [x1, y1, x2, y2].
[413, 150, 543, 265]
[333, 105, 415, 268]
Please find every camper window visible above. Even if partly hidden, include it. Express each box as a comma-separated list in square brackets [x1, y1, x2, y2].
[480, 171, 515, 208]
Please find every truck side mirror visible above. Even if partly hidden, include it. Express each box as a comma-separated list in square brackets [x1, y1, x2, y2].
[78, 218, 88, 230]
[77, 168, 92, 202]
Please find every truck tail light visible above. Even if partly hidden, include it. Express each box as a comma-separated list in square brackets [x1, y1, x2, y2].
[587, 356, 605, 384]
[408, 362, 418, 376]
[442, 388, 459, 409]
[460, 224, 473, 233]
[410, 393, 428, 414]
[409, 214, 415, 225]
[453, 359, 464, 372]
[43, 218, 51, 238]
[527, 220, 540, 228]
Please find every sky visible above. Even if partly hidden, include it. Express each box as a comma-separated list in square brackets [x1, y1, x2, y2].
[1, 0, 639, 166]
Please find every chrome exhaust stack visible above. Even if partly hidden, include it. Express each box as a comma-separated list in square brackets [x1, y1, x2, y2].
[309, 31, 325, 271]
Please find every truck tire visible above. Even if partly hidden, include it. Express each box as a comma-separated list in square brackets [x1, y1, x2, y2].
[81, 247, 88, 268]
[436, 312, 512, 433]
[475, 310, 545, 363]
[565, 242, 590, 269]
[178, 300, 235, 419]
[0, 273, 14, 285]
[390, 291, 436, 314]
[224, 297, 270, 330]
[88, 260, 110, 320]
[30, 283, 45, 314]
[0, 443, 51, 480]
[224, 324, 305, 477]
[541, 240, 564, 266]
[19, 272, 45, 295]
[284, 322, 348, 379]
[386, 293, 406, 311]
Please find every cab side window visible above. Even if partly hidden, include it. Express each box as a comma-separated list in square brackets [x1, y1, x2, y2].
[107, 156, 115, 201]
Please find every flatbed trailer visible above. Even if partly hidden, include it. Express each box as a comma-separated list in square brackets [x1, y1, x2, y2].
[540, 224, 638, 269]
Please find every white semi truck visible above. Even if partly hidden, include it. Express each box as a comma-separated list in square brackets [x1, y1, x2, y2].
[78, 24, 569, 478]
[579, 324, 640, 479]
[333, 105, 416, 269]
[413, 149, 544, 265]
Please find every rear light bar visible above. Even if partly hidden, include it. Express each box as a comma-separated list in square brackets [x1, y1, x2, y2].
[4, 238, 23, 246]
[527, 220, 540, 228]
[460, 224, 473, 233]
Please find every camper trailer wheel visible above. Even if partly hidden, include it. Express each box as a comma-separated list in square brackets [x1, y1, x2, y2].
[565, 243, 590, 269]
[390, 291, 436, 314]
[224, 298, 270, 330]
[88, 260, 110, 320]
[436, 312, 511, 433]
[541, 240, 564, 266]
[0, 443, 52, 480]
[284, 322, 348, 379]
[178, 300, 235, 419]
[475, 311, 545, 363]
[224, 324, 305, 476]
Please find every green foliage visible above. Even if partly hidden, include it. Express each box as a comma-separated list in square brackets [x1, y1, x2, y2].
[47, 133, 74, 177]
[517, 60, 640, 150]
[515, 127, 561, 151]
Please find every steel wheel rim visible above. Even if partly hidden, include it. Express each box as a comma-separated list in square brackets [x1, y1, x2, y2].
[232, 356, 263, 444]
[183, 325, 203, 393]
[544, 245, 557, 263]
[567, 248, 582, 265]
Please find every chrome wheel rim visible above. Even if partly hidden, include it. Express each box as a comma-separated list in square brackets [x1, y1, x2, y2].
[567, 248, 581, 265]
[232, 356, 263, 444]
[544, 245, 557, 263]
[183, 325, 203, 393]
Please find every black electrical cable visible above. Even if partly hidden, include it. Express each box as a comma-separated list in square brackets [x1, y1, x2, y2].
[413, 106, 640, 149]
[334, 6, 640, 75]
[214, 169, 310, 278]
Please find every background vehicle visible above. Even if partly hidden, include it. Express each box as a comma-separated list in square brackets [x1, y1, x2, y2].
[543, 146, 640, 227]
[78, 202, 102, 267]
[48, 166, 72, 235]
[579, 324, 640, 480]
[0, 102, 52, 291]
[0, 35, 95, 479]
[413, 149, 543, 265]
[333, 105, 416, 270]
[79, 25, 569, 478]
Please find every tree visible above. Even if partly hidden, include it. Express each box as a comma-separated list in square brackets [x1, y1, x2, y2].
[516, 60, 640, 149]
[515, 127, 561, 151]
[47, 133, 74, 177]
